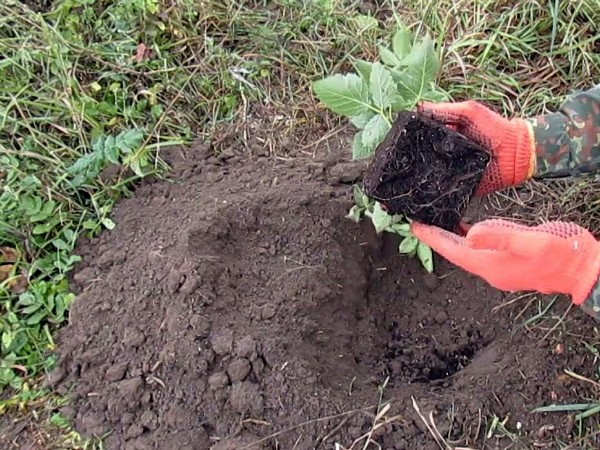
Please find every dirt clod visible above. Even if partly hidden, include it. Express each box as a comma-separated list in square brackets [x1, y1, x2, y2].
[229, 381, 263, 414]
[209, 372, 230, 390]
[260, 304, 277, 320]
[234, 336, 257, 359]
[106, 363, 128, 382]
[227, 358, 252, 382]
[363, 111, 491, 231]
[211, 330, 234, 356]
[422, 273, 440, 291]
[45, 367, 65, 387]
[118, 377, 143, 401]
[126, 424, 144, 439]
[59, 406, 76, 421]
[434, 310, 449, 324]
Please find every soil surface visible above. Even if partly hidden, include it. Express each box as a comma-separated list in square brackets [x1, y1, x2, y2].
[364, 111, 490, 231]
[19, 0, 54, 12]
[51, 141, 600, 450]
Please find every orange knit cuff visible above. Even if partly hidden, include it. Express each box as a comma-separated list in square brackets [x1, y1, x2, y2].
[506, 118, 536, 185]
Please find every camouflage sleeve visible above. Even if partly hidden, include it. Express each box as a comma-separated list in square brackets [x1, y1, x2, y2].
[526, 85, 600, 318]
[527, 84, 600, 178]
[580, 279, 600, 320]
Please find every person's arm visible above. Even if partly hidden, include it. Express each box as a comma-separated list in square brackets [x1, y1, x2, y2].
[528, 85, 600, 317]
[529, 84, 600, 178]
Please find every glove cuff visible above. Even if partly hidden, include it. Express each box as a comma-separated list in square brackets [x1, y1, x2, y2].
[505, 118, 537, 186]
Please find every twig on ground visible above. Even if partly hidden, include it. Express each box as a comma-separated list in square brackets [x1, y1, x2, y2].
[241, 405, 376, 449]
[411, 397, 453, 450]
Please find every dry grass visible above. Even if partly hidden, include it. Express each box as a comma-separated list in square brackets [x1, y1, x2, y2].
[486, 178, 600, 236]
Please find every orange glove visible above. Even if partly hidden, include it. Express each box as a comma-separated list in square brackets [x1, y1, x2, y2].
[411, 219, 600, 307]
[418, 101, 537, 196]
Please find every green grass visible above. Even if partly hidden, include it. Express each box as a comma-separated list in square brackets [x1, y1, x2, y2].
[1, 0, 600, 448]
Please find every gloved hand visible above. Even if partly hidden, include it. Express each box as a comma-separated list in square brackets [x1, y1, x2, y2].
[418, 101, 537, 196]
[411, 219, 600, 314]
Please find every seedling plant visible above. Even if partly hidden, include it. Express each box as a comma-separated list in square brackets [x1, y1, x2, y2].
[312, 21, 450, 273]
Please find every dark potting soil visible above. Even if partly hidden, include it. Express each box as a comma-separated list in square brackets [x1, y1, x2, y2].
[363, 111, 491, 231]
[49, 142, 599, 450]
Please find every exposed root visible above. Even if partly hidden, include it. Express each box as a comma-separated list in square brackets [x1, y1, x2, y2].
[364, 111, 490, 232]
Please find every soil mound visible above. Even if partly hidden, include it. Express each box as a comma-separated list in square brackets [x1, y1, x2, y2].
[52, 143, 597, 450]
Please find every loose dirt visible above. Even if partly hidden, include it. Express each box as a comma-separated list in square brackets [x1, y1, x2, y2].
[363, 111, 490, 232]
[51, 141, 600, 450]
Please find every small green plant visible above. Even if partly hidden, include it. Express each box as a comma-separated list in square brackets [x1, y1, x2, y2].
[66, 128, 146, 187]
[312, 21, 448, 272]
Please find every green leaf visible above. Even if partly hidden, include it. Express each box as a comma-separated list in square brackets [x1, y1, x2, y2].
[83, 219, 99, 230]
[128, 158, 144, 177]
[399, 235, 418, 254]
[346, 205, 362, 223]
[151, 104, 164, 119]
[350, 110, 375, 129]
[2, 332, 13, 351]
[353, 185, 368, 209]
[21, 303, 42, 315]
[63, 228, 76, 242]
[47, 292, 55, 312]
[392, 27, 413, 59]
[116, 129, 144, 154]
[421, 89, 450, 102]
[21, 196, 41, 215]
[393, 34, 440, 104]
[146, 0, 159, 14]
[391, 70, 419, 100]
[26, 310, 48, 326]
[33, 222, 54, 234]
[388, 223, 411, 236]
[102, 217, 116, 230]
[378, 45, 400, 67]
[52, 239, 69, 250]
[104, 135, 116, 154]
[55, 295, 66, 320]
[0, 368, 16, 385]
[17, 292, 36, 306]
[576, 405, 600, 421]
[353, 59, 373, 82]
[29, 211, 50, 222]
[7, 312, 19, 324]
[352, 14, 378, 31]
[362, 114, 390, 149]
[312, 74, 370, 117]
[532, 403, 600, 413]
[371, 202, 392, 233]
[417, 242, 434, 273]
[66, 147, 105, 187]
[352, 131, 372, 160]
[104, 142, 120, 165]
[370, 63, 397, 109]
